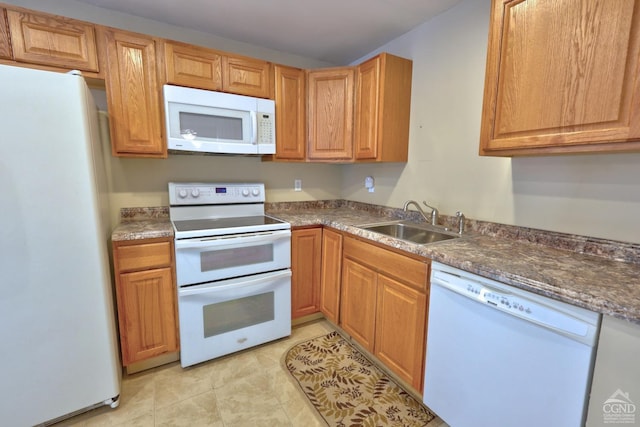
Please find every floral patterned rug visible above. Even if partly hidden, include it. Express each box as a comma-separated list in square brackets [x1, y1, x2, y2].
[284, 331, 436, 426]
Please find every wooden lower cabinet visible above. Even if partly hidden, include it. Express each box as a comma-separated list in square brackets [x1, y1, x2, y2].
[113, 238, 178, 366]
[340, 258, 377, 351]
[291, 227, 322, 319]
[375, 274, 427, 390]
[319, 228, 343, 323]
[341, 235, 429, 391]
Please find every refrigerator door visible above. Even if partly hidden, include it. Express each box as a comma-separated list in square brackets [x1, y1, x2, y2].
[0, 65, 120, 426]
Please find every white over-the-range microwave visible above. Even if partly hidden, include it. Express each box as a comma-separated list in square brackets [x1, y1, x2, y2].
[163, 84, 276, 155]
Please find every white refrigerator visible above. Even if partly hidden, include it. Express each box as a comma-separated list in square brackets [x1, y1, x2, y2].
[0, 65, 121, 425]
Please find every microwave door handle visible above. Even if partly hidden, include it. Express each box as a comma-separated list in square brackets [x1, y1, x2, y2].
[250, 111, 258, 144]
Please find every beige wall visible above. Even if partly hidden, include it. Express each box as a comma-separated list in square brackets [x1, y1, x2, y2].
[4, 0, 342, 227]
[8, 0, 640, 243]
[342, 0, 640, 244]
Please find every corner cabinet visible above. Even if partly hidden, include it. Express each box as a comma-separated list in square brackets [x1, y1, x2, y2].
[341, 235, 429, 391]
[355, 53, 413, 162]
[112, 237, 179, 366]
[479, 0, 640, 156]
[307, 67, 355, 161]
[291, 227, 322, 319]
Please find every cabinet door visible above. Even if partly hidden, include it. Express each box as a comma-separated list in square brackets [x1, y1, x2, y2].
[222, 55, 272, 98]
[117, 267, 178, 365]
[355, 53, 412, 162]
[102, 28, 165, 158]
[6, 9, 98, 72]
[375, 274, 427, 391]
[480, 0, 640, 156]
[274, 64, 306, 160]
[0, 9, 11, 59]
[340, 258, 377, 351]
[320, 228, 342, 323]
[291, 228, 322, 319]
[307, 67, 355, 161]
[163, 41, 222, 90]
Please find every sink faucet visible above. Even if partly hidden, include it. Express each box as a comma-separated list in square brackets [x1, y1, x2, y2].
[455, 211, 465, 235]
[403, 200, 439, 226]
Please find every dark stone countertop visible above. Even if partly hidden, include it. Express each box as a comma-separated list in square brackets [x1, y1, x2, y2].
[268, 206, 640, 325]
[110, 203, 640, 324]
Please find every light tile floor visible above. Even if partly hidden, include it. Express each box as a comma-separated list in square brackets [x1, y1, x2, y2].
[55, 320, 446, 427]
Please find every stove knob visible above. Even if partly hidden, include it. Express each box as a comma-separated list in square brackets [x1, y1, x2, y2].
[242, 188, 250, 196]
[178, 189, 188, 198]
[191, 189, 200, 198]
[252, 188, 260, 196]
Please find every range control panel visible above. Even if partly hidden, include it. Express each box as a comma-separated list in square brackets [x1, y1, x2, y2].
[169, 182, 265, 205]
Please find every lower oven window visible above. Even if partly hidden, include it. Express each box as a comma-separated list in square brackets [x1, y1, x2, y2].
[202, 292, 275, 337]
[200, 244, 273, 272]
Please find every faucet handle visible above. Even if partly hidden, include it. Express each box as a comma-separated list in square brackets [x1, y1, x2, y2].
[455, 211, 465, 235]
[422, 201, 439, 225]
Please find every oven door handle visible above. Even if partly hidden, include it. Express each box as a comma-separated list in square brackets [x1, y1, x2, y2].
[178, 270, 292, 296]
[175, 230, 290, 250]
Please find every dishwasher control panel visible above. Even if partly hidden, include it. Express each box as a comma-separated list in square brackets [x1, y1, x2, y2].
[430, 263, 600, 344]
[464, 283, 532, 314]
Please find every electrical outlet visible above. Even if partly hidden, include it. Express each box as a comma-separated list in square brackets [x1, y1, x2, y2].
[294, 179, 302, 191]
[365, 176, 375, 193]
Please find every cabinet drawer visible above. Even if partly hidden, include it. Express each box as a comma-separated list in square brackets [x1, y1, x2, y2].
[343, 236, 428, 291]
[116, 241, 172, 271]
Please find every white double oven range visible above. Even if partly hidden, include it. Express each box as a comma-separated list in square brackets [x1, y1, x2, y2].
[169, 182, 291, 367]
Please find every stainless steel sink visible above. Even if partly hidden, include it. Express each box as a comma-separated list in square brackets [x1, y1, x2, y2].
[359, 221, 459, 245]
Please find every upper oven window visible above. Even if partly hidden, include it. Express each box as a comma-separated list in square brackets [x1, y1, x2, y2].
[200, 244, 273, 272]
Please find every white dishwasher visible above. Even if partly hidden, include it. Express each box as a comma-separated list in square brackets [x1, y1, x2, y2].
[423, 262, 601, 427]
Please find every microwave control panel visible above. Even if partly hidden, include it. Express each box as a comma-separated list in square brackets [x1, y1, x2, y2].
[257, 113, 275, 145]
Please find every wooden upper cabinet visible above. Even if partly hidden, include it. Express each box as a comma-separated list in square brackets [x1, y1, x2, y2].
[355, 53, 412, 162]
[101, 28, 165, 158]
[0, 8, 11, 59]
[222, 54, 272, 98]
[480, 0, 640, 156]
[163, 40, 222, 90]
[307, 67, 355, 161]
[6, 9, 98, 72]
[274, 64, 306, 160]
